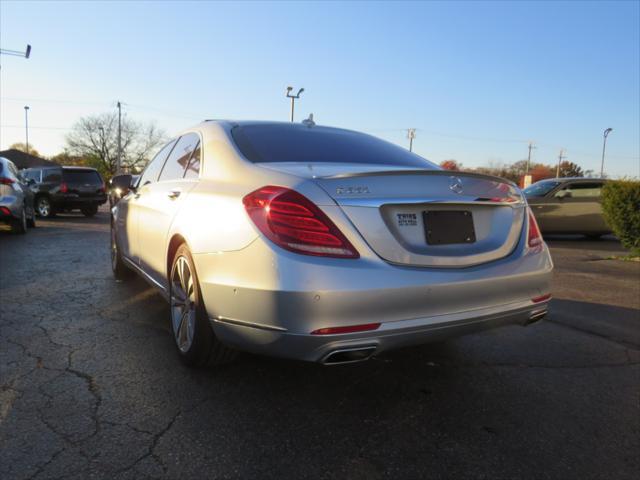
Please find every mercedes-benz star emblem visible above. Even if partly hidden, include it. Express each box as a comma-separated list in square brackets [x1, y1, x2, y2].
[449, 176, 464, 194]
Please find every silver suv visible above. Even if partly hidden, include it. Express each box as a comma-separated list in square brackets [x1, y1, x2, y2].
[0, 157, 36, 234]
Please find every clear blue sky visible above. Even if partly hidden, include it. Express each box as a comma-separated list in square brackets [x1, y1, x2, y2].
[1, 0, 639, 177]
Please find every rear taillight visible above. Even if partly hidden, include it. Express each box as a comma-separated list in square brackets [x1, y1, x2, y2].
[0, 177, 15, 185]
[243, 186, 359, 258]
[60, 182, 68, 193]
[99, 182, 106, 193]
[527, 208, 543, 250]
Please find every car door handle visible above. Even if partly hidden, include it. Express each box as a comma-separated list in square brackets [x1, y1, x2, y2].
[167, 189, 181, 199]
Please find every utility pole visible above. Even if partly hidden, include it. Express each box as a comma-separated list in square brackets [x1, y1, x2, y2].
[600, 128, 613, 177]
[285, 86, 304, 122]
[556, 149, 566, 178]
[526, 141, 536, 173]
[407, 129, 416, 152]
[24, 106, 30, 155]
[117, 101, 122, 173]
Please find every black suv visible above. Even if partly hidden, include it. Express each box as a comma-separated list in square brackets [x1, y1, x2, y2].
[22, 166, 107, 218]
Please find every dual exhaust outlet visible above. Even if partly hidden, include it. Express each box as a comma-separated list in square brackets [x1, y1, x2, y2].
[322, 346, 377, 365]
[322, 307, 548, 365]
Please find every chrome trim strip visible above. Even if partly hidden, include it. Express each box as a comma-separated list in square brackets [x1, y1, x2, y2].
[336, 197, 524, 207]
[213, 316, 288, 333]
[122, 256, 169, 299]
[323, 169, 518, 186]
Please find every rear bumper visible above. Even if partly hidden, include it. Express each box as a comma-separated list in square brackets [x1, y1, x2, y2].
[0, 196, 21, 221]
[194, 231, 553, 362]
[210, 299, 549, 363]
[52, 193, 107, 208]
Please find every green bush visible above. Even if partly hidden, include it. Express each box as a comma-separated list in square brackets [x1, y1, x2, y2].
[601, 180, 640, 255]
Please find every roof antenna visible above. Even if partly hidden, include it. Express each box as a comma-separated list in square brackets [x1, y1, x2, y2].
[302, 113, 315, 128]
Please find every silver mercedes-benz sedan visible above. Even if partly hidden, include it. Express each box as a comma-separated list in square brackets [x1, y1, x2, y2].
[110, 120, 553, 366]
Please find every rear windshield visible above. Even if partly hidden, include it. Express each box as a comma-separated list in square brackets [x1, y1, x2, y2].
[63, 170, 102, 184]
[231, 124, 437, 168]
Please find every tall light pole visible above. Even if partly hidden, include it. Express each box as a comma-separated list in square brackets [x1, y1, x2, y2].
[407, 128, 416, 152]
[600, 128, 613, 178]
[24, 106, 30, 155]
[286, 86, 304, 122]
[117, 101, 122, 172]
[556, 149, 566, 178]
[0, 44, 31, 58]
[526, 141, 536, 173]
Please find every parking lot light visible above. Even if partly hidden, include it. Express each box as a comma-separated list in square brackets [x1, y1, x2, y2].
[600, 128, 613, 177]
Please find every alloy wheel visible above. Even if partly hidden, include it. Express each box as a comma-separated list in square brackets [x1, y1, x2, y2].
[37, 198, 50, 217]
[170, 256, 197, 353]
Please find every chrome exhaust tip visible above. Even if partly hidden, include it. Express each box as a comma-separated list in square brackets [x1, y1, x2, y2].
[322, 346, 377, 365]
[526, 309, 547, 325]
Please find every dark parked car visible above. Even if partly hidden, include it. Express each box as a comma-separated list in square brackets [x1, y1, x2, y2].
[523, 178, 610, 238]
[0, 156, 36, 233]
[22, 166, 107, 218]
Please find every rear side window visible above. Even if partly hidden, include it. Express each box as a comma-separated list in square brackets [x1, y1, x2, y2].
[63, 170, 102, 184]
[559, 182, 604, 198]
[184, 141, 201, 179]
[231, 124, 436, 168]
[159, 133, 200, 181]
[43, 168, 63, 183]
[139, 139, 177, 186]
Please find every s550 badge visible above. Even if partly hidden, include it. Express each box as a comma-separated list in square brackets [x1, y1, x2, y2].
[336, 186, 370, 195]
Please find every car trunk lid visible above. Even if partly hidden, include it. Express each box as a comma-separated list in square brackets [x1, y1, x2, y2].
[313, 169, 525, 267]
[258, 164, 527, 268]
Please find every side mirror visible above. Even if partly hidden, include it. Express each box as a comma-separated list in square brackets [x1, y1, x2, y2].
[111, 174, 134, 196]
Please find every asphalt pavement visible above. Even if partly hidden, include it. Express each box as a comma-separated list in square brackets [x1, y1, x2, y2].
[1, 210, 638, 479]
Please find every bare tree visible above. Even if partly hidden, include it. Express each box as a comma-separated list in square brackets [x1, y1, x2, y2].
[65, 112, 165, 177]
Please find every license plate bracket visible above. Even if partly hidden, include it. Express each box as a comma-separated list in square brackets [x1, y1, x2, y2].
[423, 210, 476, 245]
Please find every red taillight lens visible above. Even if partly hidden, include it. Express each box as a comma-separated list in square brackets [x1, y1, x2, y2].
[0, 206, 11, 215]
[0, 177, 15, 185]
[532, 293, 552, 303]
[243, 186, 359, 258]
[99, 182, 105, 193]
[527, 208, 543, 250]
[311, 323, 380, 335]
[60, 182, 68, 193]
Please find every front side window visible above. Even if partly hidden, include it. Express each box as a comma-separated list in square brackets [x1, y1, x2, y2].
[231, 123, 436, 168]
[523, 180, 561, 198]
[139, 139, 177, 186]
[24, 169, 42, 183]
[159, 133, 200, 182]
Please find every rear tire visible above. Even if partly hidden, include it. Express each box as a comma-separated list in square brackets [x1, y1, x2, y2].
[169, 244, 237, 367]
[36, 196, 55, 218]
[111, 223, 133, 281]
[81, 206, 98, 217]
[11, 209, 27, 234]
[26, 207, 36, 228]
